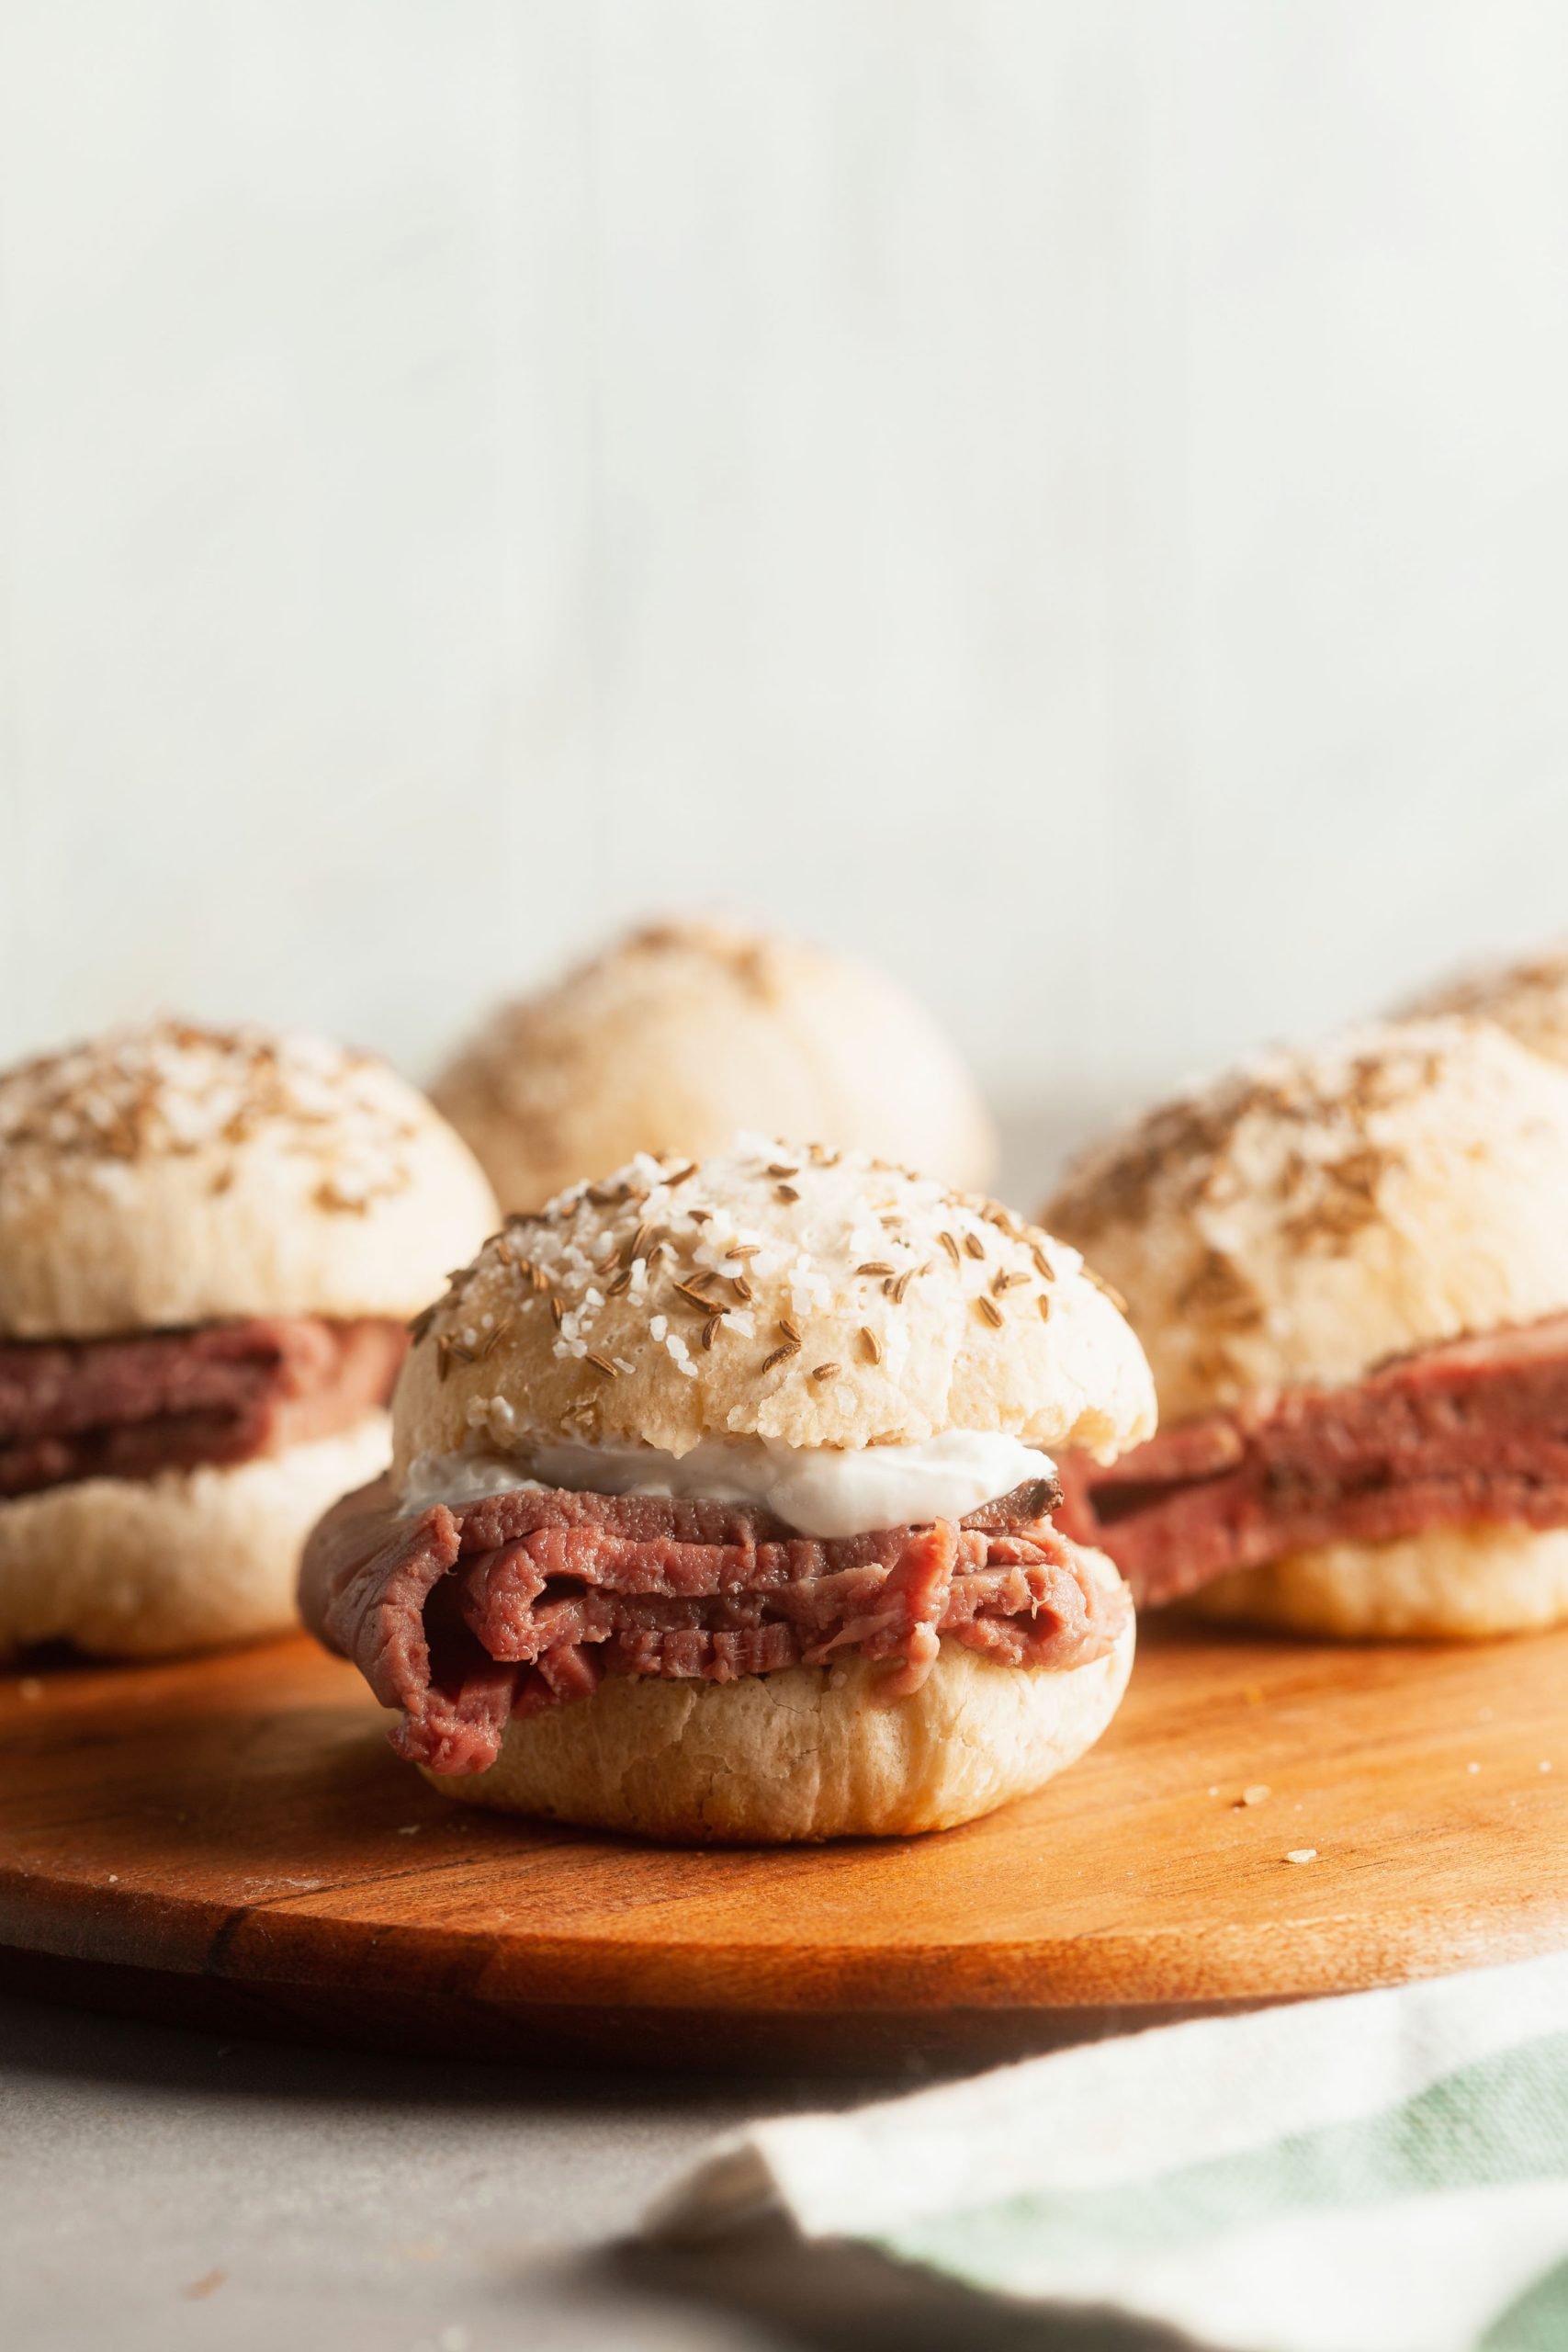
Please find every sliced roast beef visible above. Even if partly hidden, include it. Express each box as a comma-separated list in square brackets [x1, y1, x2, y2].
[0, 1318, 407, 1497]
[299, 1476, 1126, 1776]
[1055, 1312, 1568, 1606]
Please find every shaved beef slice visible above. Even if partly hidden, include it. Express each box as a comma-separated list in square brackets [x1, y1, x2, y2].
[1055, 1312, 1568, 1606]
[299, 1475, 1125, 1777]
[0, 1318, 407, 1497]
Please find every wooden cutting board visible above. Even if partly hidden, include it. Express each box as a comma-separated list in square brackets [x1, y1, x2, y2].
[2, 1621, 1565, 2073]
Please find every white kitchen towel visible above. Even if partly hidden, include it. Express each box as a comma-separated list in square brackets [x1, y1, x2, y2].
[647, 1954, 1568, 2352]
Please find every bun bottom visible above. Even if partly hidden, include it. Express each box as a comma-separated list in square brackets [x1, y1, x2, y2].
[1182, 1521, 1568, 1641]
[0, 1414, 390, 1660]
[419, 1552, 1134, 1843]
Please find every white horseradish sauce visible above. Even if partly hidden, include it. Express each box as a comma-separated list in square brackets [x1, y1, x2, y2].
[398, 1429, 1055, 1542]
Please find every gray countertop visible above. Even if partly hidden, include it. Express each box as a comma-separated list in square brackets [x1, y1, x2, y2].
[4, 1989, 872, 2351]
[6, 1988, 1141, 2351]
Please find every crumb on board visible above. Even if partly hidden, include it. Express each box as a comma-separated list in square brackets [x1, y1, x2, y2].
[1284, 1849, 1318, 1865]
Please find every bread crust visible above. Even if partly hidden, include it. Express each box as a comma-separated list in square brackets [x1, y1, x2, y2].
[394, 1143, 1156, 1471]
[432, 918, 998, 1211]
[0, 1021, 497, 1337]
[1045, 1021, 1568, 1424]
[1182, 1522, 1568, 1640]
[1401, 944, 1568, 1070]
[0, 1415, 389, 1658]
[419, 1551, 1135, 1841]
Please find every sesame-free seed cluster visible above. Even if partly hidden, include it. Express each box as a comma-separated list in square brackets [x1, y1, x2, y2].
[414, 1134, 1083, 1430]
[1050, 1030, 1462, 1265]
[0, 1020, 422, 1212]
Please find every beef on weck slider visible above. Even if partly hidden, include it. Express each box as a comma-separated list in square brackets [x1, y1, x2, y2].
[0, 1021, 496, 1657]
[1043, 1020, 1568, 1639]
[299, 1139, 1156, 1842]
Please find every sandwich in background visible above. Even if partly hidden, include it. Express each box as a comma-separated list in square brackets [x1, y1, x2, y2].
[431, 917, 996, 1214]
[1043, 1020, 1568, 1639]
[301, 1137, 1153, 1842]
[0, 1020, 497, 1657]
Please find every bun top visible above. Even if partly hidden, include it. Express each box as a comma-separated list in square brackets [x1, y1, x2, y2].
[430, 918, 997, 1212]
[0, 1020, 499, 1337]
[393, 1136, 1155, 1476]
[1402, 944, 1568, 1069]
[1043, 1020, 1568, 1422]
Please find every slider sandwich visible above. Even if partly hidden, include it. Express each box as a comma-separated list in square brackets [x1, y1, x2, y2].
[1045, 1021, 1568, 1637]
[300, 1139, 1155, 1841]
[0, 1021, 496, 1657]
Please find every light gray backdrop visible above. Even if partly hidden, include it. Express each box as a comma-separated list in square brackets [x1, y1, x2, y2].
[2, 3, 1564, 1142]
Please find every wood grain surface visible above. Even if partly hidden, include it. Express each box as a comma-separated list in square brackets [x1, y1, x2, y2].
[2, 1622, 1564, 2072]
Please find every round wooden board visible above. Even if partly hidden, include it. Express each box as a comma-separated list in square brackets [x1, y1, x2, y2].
[2, 1622, 1566, 2073]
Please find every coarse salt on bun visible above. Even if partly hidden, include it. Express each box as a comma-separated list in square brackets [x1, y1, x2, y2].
[399, 1137, 1155, 1476]
[430, 917, 998, 1214]
[1044, 1020, 1568, 1426]
[0, 1019, 499, 1337]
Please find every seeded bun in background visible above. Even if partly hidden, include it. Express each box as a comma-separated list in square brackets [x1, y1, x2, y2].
[1399, 943, 1568, 1070]
[1044, 1021, 1568, 1424]
[1045, 1020, 1568, 1639]
[0, 1021, 499, 1338]
[386, 1138, 1152, 1839]
[429, 918, 998, 1215]
[398, 1139, 1156, 1477]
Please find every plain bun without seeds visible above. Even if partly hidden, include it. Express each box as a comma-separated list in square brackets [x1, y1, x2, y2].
[430, 917, 998, 1214]
[317, 1138, 1155, 1842]
[1184, 1521, 1568, 1643]
[0, 1417, 390, 1659]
